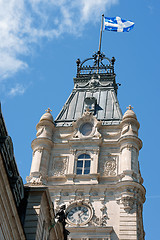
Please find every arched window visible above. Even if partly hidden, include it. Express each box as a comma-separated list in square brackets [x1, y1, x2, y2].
[76, 154, 91, 175]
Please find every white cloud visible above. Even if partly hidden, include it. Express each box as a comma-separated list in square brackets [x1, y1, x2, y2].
[8, 83, 26, 97]
[0, 0, 119, 80]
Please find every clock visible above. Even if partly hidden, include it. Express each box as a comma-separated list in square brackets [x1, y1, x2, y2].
[66, 204, 92, 225]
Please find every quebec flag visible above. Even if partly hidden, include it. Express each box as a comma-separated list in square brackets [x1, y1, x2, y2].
[104, 16, 134, 32]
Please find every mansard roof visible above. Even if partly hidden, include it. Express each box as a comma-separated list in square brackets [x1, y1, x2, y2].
[55, 51, 123, 126]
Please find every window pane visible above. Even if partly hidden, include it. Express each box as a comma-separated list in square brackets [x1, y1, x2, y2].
[84, 169, 90, 174]
[85, 160, 90, 167]
[78, 154, 90, 159]
[77, 160, 83, 167]
[84, 154, 90, 159]
[78, 154, 85, 159]
[76, 169, 82, 175]
[80, 123, 93, 136]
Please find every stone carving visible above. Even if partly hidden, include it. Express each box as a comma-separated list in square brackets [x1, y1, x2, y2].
[121, 192, 135, 212]
[75, 191, 84, 201]
[70, 149, 76, 155]
[75, 74, 111, 89]
[50, 157, 68, 176]
[91, 214, 108, 226]
[89, 77, 100, 88]
[104, 160, 116, 176]
[72, 110, 101, 139]
[100, 156, 117, 176]
[89, 201, 108, 227]
[29, 175, 43, 185]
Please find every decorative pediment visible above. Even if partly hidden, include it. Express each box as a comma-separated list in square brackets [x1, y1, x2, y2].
[72, 110, 101, 139]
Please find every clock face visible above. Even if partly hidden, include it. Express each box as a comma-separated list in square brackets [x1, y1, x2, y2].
[67, 205, 91, 225]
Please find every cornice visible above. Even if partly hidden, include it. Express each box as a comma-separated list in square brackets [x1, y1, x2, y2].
[31, 137, 54, 149]
[118, 135, 142, 149]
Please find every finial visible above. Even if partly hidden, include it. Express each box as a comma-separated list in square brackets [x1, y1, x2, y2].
[111, 56, 116, 66]
[127, 105, 133, 110]
[45, 108, 52, 113]
[76, 58, 81, 66]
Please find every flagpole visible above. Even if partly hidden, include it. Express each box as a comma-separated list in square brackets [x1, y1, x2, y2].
[97, 14, 104, 73]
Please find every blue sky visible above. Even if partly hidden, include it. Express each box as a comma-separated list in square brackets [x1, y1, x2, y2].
[0, 0, 159, 239]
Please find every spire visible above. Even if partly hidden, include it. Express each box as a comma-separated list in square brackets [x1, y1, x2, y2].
[55, 52, 122, 126]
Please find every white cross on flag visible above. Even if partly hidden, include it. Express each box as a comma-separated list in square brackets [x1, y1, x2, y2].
[104, 16, 135, 32]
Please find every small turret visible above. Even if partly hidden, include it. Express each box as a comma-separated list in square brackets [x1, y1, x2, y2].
[119, 105, 142, 182]
[36, 108, 54, 140]
[27, 108, 54, 184]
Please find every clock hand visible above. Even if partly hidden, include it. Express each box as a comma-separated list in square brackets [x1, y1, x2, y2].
[79, 210, 88, 217]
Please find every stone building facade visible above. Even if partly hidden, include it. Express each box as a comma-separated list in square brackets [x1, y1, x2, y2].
[0, 105, 65, 240]
[27, 51, 146, 240]
[0, 105, 25, 240]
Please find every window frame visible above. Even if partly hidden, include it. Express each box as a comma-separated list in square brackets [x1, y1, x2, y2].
[76, 154, 91, 175]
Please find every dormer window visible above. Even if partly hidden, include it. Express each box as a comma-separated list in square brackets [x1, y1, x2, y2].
[84, 97, 97, 113]
[76, 154, 91, 175]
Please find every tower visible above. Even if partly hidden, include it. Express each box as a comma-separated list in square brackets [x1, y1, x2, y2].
[27, 51, 145, 240]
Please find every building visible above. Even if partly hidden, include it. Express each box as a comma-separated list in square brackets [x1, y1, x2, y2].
[0, 105, 65, 240]
[0, 105, 25, 239]
[27, 51, 146, 240]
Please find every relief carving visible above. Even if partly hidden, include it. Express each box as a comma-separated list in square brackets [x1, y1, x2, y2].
[89, 201, 108, 227]
[91, 214, 108, 227]
[104, 160, 116, 176]
[27, 172, 48, 185]
[29, 175, 43, 185]
[100, 156, 117, 176]
[120, 192, 135, 212]
[72, 110, 101, 139]
[50, 156, 68, 176]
